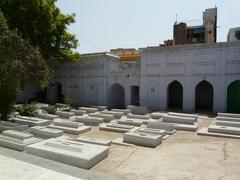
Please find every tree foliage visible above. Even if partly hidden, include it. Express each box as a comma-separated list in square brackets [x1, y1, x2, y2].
[0, 11, 50, 120]
[0, 0, 79, 62]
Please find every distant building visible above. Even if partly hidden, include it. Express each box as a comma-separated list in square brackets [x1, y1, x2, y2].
[173, 7, 217, 45]
[110, 48, 140, 61]
[228, 27, 240, 42]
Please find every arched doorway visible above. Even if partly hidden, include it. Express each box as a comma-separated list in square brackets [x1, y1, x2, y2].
[168, 80, 183, 109]
[47, 82, 63, 103]
[109, 83, 125, 109]
[195, 80, 213, 111]
[227, 80, 240, 113]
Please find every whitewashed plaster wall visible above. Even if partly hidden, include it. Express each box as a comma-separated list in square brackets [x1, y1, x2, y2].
[139, 42, 240, 112]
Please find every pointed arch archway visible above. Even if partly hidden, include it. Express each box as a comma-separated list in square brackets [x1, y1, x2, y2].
[195, 80, 213, 111]
[167, 80, 183, 109]
[227, 80, 240, 113]
[109, 83, 125, 109]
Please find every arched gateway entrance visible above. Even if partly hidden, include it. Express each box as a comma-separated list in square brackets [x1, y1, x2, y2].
[227, 80, 240, 113]
[168, 80, 183, 109]
[109, 83, 125, 109]
[195, 80, 213, 112]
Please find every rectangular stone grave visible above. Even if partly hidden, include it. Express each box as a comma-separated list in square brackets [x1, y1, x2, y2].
[56, 103, 70, 108]
[174, 123, 198, 131]
[0, 130, 42, 151]
[127, 105, 148, 115]
[162, 115, 195, 125]
[101, 110, 124, 119]
[99, 123, 139, 133]
[90, 105, 107, 111]
[48, 121, 91, 135]
[168, 112, 198, 121]
[216, 120, 240, 127]
[30, 126, 64, 138]
[55, 111, 75, 119]
[12, 117, 51, 127]
[216, 116, 240, 123]
[89, 112, 114, 122]
[126, 113, 150, 120]
[208, 125, 240, 135]
[123, 131, 162, 147]
[112, 109, 131, 115]
[147, 121, 176, 134]
[217, 113, 240, 119]
[135, 127, 167, 136]
[150, 112, 165, 119]
[70, 109, 87, 116]
[117, 118, 143, 126]
[38, 113, 59, 120]
[25, 138, 109, 169]
[197, 127, 240, 139]
[78, 107, 98, 113]
[76, 137, 111, 146]
[75, 115, 104, 126]
[0, 121, 28, 132]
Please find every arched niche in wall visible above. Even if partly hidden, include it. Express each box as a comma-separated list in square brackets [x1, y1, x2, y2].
[109, 83, 125, 109]
[227, 80, 240, 113]
[147, 81, 159, 109]
[167, 80, 183, 110]
[195, 80, 214, 112]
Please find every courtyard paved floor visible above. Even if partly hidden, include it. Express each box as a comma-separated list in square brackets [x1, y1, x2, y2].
[0, 116, 240, 180]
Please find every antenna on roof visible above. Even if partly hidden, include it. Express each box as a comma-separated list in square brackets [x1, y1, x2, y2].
[175, 14, 178, 24]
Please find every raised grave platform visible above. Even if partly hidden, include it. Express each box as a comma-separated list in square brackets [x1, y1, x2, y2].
[70, 109, 87, 116]
[0, 121, 28, 132]
[127, 105, 148, 115]
[75, 115, 104, 126]
[168, 112, 198, 121]
[117, 118, 143, 126]
[101, 110, 124, 119]
[216, 116, 240, 123]
[0, 130, 42, 151]
[197, 127, 240, 139]
[38, 113, 59, 120]
[123, 131, 162, 148]
[75, 137, 111, 146]
[147, 121, 176, 135]
[11, 116, 51, 127]
[48, 121, 91, 135]
[25, 138, 109, 169]
[162, 115, 195, 125]
[99, 123, 139, 133]
[217, 113, 240, 119]
[30, 126, 64, 139]
[150, 112, 165, 119]
[55, 111, 75, 119]
[216, 120, 240, 127]
[112, 109, 131, 115]
[79, 107, 98, 113]
[126, 113, 150, 120]
[90, 105, 107, 111]
[89, 112, 114, 122]
[208, 125, 240, 135]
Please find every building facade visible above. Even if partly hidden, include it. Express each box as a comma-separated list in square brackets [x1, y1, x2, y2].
[43, 42, 240, 113]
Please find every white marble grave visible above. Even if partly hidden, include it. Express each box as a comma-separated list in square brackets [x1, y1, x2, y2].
[30, 126, 64, 138]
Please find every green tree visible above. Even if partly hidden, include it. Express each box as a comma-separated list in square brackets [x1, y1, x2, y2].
[0, 11, 50, 120]
[0, 0, 79, 62]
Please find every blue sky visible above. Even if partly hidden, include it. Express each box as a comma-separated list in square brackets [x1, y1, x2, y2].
[56, 0, 240, 53]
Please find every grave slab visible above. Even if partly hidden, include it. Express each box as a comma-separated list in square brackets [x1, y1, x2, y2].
[55, 111, 75, 119]
[25, 138, 109, 169]
[70, 109, 87, 116]
[30, 126, 64, 138]
[126, 113, 150, 120]
[147, 121, 176, 135]
[90, 106, 107, 111]
[162, 115, 195, 125]
[123, 131, 162, 148]
[127, 105, 148, 115]
[76, 115, 104, 125]
[208, 125, 240, 135]
[76, 137, 111, 146]
[38, 113, 59, 120]
[217, 113, 240, 119]
[216, 116, 240, 123]
[150, 112, 165, 119]
[0, 121, 28, 132]
[99, 123, 139, 133]
[117, 118, 143, 126]
[89, 112, 114, 122]
[216, 120, 240, 127]
[168, 112, 198, 121]
[197, 127, 240, 139]
[112, 109, 131, 115]
[11, 117, 51, 127]
[101, 110, 124, 119]
[79, 107, 98, 113]
[0, 130, 42, 151]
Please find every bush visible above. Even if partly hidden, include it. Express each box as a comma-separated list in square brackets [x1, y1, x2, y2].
[16, 104, 37, 117]
[42, 105, 56, 114]
[63, 97, 74, 106]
